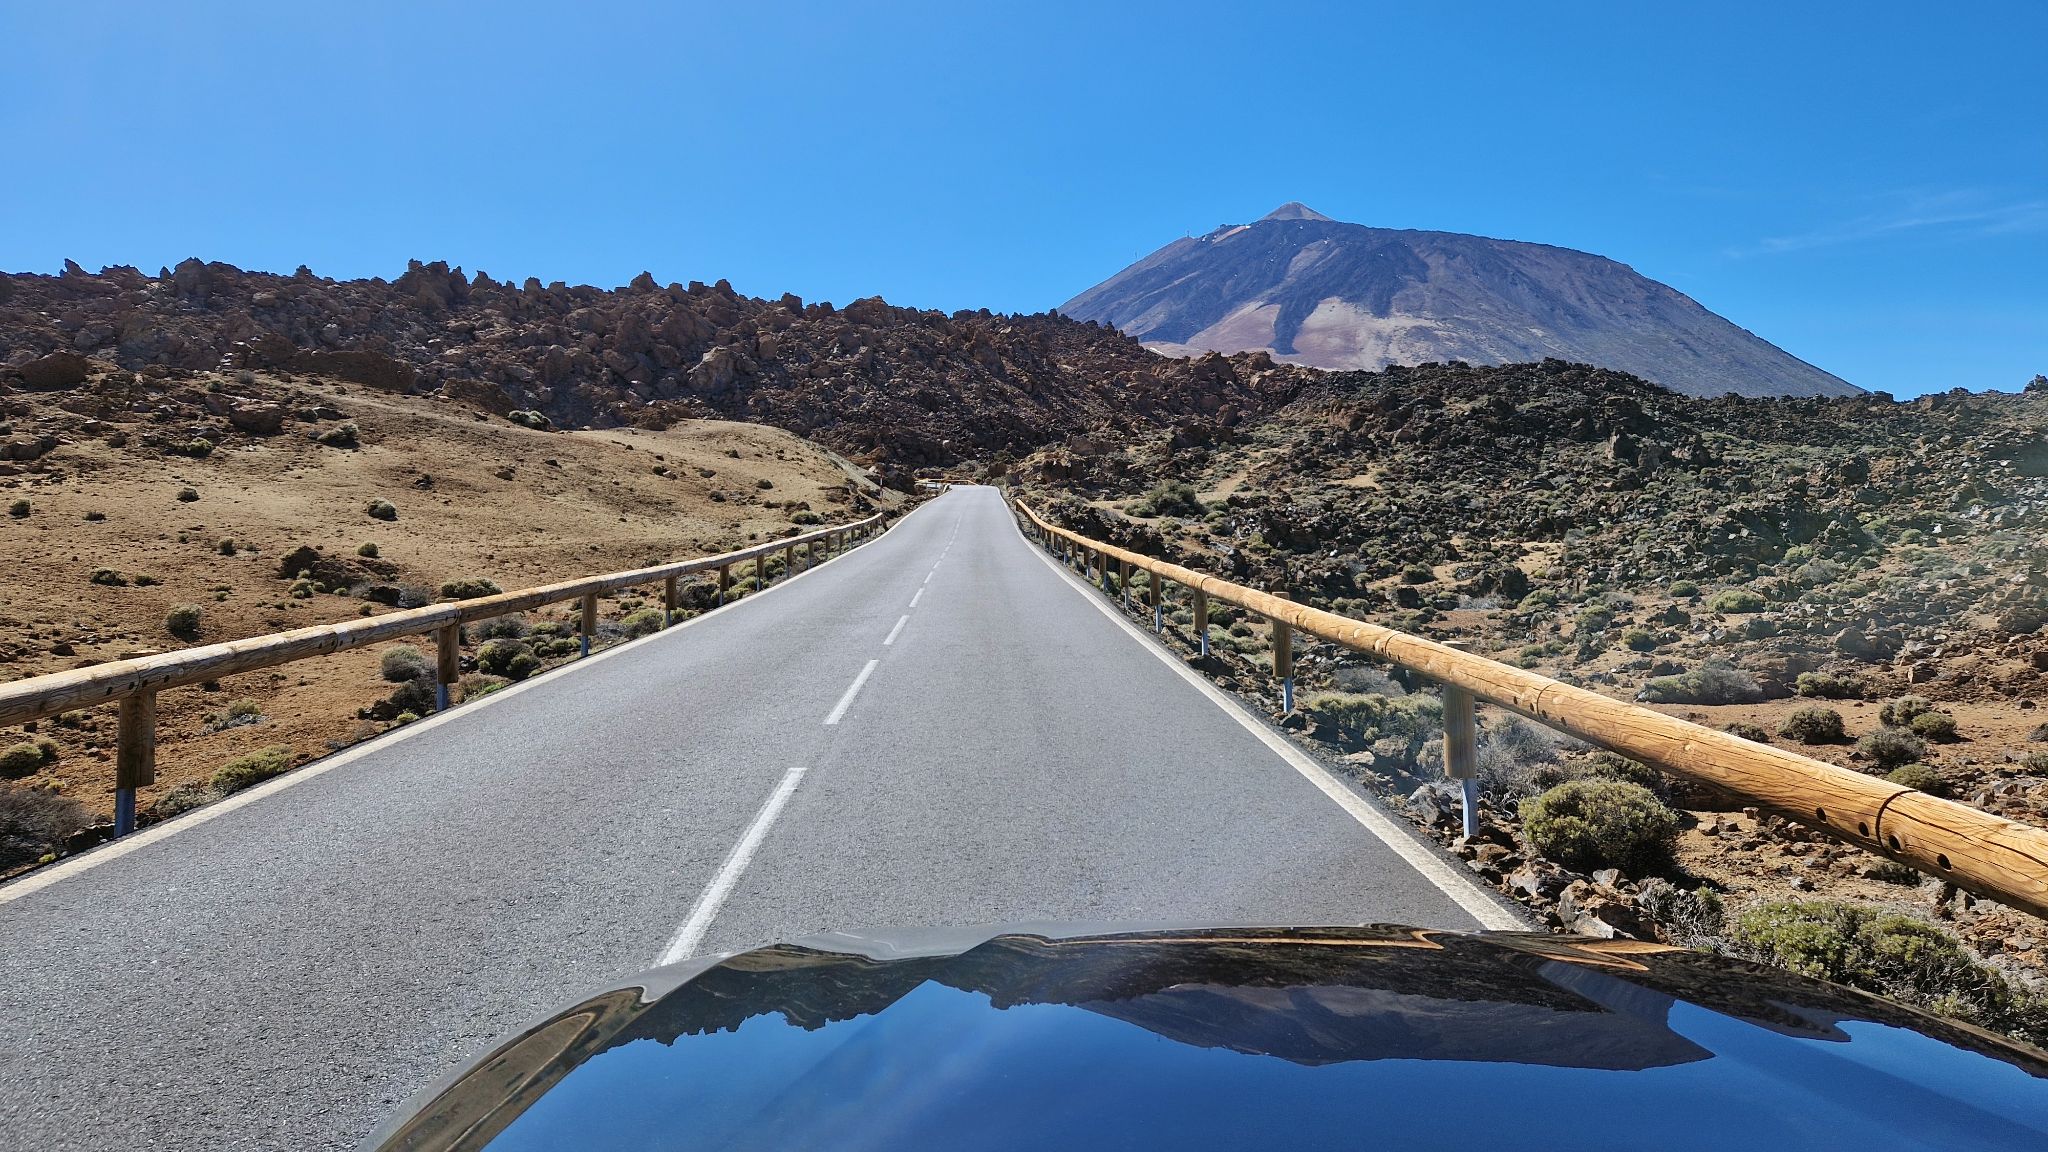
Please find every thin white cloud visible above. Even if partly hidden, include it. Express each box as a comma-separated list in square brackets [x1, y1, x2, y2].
[1734, 193, 2048, 257]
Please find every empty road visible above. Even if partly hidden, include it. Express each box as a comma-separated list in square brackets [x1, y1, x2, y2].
[0, 484, 1515, 1150]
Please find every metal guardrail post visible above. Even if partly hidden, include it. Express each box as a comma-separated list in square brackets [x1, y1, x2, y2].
[580, 593, 598, 657]
[435, 624, 460, 711]
[114, 691, 155, 837]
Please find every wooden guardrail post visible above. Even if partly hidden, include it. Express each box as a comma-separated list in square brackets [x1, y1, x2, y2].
[1119, 560, 1132, 609]
[717, 563, 731, 606]
[1193, 589, 1210, 657]
[580, 593, 598, 657]
[1149, 571, 1164, 632]
[663, 575, 680, 627]
[783, 544, 795, 580]
[1441, 639, 1480, 840]
[114, 690, 155, 836]
[754, 553, 766, 593]
[1271, 614, 1294, 713]
[435, 623, 460, 711]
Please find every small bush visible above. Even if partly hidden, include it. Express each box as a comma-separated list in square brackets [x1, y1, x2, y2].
[478, 638, 537, 679]
[755, 478, 774, 489]
[1668, 579, 1699, 599]
[1398, 563, 1435, 585]
[84, 510, 105, 522]
[1724, 721, 1771, 743]
[439, 577, 502, 601]
[1139, 481, 1204, 518]
[211, 746, 294, 795]
[0, 743, 46, 779]
[1709, 588, 1767, 613]
[620, 607, 666, 638]
[387, 676, 436, 715]
[366, 498, 398, 522]
[7, 499, 29, 518]
[0, 783, 89, 869]
[789, 510, 822, 526]
[165, 604, 203, 641]
[380, 644, 431, 683]
[473, 615, 528, 641]
[1638, 659, 1762, 705]
[505, 651, 544, 680]
[1521, 778, 1681, 875]
[1907, 710, 1959, 742]
[134, 574, 159, 586]
[2023, 750, 2048, 774]
[2027, 723, 2048, 742]
[1620, 626, 1660, 652]
[89, 568, 128, 587]
[1582, 750, 1665, 795]
[1795, 671, 1863, 699]
[171, 438, 215, 458]
[1879, 695, 1935, 728]
[316, 422, 360, 448]
[1779, 706, 1846, 745]
[357, 542, 379, 558]
[176, 486, 199, 502]
[217, 537, 237, 556]
[1859, 728, 1926, 770]
[1885, 763, 1946, 795]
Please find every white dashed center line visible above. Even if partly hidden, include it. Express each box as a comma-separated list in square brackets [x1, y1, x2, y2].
[883, 615, 908, 645]
[909, 587, 924, 608]
[823, 659, 880, 726]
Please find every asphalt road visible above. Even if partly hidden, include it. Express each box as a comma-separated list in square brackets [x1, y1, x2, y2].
[0, 484, 1514, 1151]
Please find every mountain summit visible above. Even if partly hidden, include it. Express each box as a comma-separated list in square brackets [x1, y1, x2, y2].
[1061, 206, 1857, 398]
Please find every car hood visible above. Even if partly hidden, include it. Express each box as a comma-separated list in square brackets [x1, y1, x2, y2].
[366, 923, 2048, 1151]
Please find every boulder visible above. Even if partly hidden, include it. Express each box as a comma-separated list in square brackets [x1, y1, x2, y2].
[15, 351, 90, 389]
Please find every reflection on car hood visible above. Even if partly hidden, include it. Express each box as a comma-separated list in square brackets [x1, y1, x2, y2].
[366, 924, 2048, 1151]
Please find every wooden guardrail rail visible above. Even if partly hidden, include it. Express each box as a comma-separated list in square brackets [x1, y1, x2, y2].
[0, 512, 888, 836]
[1010, 497, 2048, 922]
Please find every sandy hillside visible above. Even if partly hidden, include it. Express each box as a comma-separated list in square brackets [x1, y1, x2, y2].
[0, 368, 900, 827]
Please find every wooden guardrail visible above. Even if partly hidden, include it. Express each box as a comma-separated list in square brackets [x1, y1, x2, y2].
[1010, 497, 2048, 923]
[0, 512, 889, 835]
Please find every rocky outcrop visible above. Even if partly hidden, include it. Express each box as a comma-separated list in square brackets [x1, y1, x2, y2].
[0, 259, 1319, 466]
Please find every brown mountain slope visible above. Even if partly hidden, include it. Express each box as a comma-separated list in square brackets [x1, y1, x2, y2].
[1060, 204, 1859, 399]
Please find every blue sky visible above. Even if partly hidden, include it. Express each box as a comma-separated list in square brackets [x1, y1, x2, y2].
[2, 1, 2041, 396]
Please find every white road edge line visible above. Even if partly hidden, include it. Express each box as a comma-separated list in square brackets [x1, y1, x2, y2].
[823, 659, 880, 726]
[1019, 525, 1524, 932]
[909, 587, 924, 608]
[883, 616, 909, 645]
[657, 760, 812, 965]
[0, 499, 940, 907]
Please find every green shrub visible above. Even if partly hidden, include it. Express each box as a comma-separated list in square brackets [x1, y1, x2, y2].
[366, 498, 398, 521]
[222, 698, 261, 723]
[1137, 481, 1204, 518]
[316, 422, 360, 448]
[89, 568, 128, 587]
[175, 487, 199, 503]
[211, 746, 294, 795]
[357, 542, 379, 558]
[1399, 562, 1435, 585]
[1521, 778, 1681, 875]
[1907, 710, 1958, 742]
[1779, 706, 1846, 745]
[789, 510, 822, 526]
[621, 607, 666, 638]
[84, 510, 105, 522]
[170, 438, 215, 458]
[1724, 721, 1771, 743]
[1879, 695, 1934, 727]
[1709, 588, 1767, 613]
[165, 604, 203, 641]
[474, 615, 528, 641]
[134, 574, 159, 586]
[6, 499, 29, 518]
[380, 644, 431, 683]
[439, 577, 502, 601]
[1638, 659, 1762, 705]
[1572, 605, 1615, 633]
[1620, 626, 1660, 651]
[0, 783, 89, 869]
[1582, 750, 1665, 794]
[217, 537, 237, 556]
[1668, 579, 1699, 599]
[1728, 901, 2048, 1041]
[1858, 728, 1926, 770]
[478, 638, 537, 680]
[1885, 763, 1946, 795]
[505, 651, 544, 681]
[1795, 671, 1863, 699]
[0, 743, 46, 779]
